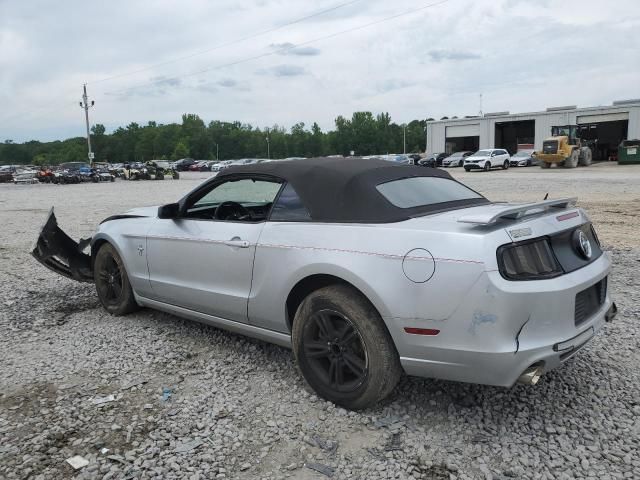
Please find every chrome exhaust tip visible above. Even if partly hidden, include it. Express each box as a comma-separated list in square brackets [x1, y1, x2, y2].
[517, 365, 544, 385]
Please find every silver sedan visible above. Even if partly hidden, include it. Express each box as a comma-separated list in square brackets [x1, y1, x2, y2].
[33, 157, 616, 409]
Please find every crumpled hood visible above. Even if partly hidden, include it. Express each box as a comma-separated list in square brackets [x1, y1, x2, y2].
[123, 206, 159, 217]
[100, 206, 158, 225]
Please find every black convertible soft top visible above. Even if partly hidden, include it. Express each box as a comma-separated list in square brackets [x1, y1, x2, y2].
[215, 157, 488, 223]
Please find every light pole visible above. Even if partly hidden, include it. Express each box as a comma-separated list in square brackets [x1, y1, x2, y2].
[265, 130, 270, 159]
[213, 142, 219, 160]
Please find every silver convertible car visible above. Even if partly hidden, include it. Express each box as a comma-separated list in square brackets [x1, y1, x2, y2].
[32, 157, 616, 409]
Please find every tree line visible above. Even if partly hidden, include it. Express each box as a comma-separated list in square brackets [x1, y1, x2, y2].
[0, 112, 434, 166]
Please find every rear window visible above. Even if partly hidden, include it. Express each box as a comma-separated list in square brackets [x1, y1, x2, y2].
[376, 177, 483, 209]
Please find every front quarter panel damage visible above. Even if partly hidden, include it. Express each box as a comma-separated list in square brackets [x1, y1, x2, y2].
[31, 208, 93, 282]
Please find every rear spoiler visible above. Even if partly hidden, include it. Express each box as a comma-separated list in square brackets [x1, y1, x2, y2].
[457, 197, 578, 226]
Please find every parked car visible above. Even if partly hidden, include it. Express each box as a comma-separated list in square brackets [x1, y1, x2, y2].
[32, 157, 615, 409]
[147, 160, 180, 179]
[423, 152, 448, 167]
[442, 151, 473, 168]
[382, 154, 411, 165]
[174, 158, 197, 171]
[464, 149, 511, 172]
[14, 172, 39, 184]
[417, 156, 436, 168]
[509, 150, 538, 167]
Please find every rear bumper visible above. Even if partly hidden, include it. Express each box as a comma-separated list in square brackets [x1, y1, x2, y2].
[396, 253, 613, 387]
[400, 300, 615, 386]
[31, 208, 93, 282]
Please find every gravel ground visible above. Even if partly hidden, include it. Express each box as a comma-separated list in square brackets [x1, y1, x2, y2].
[0, 163, 638, 480]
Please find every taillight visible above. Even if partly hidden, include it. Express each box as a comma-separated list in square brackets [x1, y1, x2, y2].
[497, 238, 563, 280]
[590, 224, 601, 247]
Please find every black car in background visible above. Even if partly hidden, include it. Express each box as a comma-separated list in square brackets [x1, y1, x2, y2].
[174, 158, 197, 171]
[418, 152, 448, 167]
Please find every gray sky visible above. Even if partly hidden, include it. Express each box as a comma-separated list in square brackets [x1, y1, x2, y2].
[0, 0, 638, 142]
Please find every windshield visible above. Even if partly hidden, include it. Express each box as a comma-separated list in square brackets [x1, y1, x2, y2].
[471, 150, 492, 157]
[376, 177, 483, 209]
[447, 152, 464, 159]
[514, 151, 532, 157]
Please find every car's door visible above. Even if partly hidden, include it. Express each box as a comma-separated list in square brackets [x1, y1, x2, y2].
[146, 175, 283, 323]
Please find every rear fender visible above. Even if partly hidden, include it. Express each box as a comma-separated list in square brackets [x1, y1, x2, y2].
[31, 208, 93, 282]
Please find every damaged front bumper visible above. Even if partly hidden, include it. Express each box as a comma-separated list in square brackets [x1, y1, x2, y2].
[31, 208, 93, 282]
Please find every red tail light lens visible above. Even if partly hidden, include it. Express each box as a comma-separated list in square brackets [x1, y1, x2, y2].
[498, 238, 563, 280]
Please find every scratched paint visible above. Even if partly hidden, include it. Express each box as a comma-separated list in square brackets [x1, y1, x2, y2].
[468, 310, 498, 334]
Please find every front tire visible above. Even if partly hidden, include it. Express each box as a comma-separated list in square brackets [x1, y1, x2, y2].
[565, 150, 579, 168]
[94, 243, 139, 316]
[483, 162, 491, 171]
[292, 285, 401, 410]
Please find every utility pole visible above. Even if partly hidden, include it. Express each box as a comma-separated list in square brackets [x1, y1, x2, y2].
[79, 84, 95, 165]
[479, 93, 483, 117]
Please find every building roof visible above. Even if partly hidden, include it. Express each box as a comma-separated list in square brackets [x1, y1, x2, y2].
[215, 157, 487, 223]
[427, 101, 640, 125]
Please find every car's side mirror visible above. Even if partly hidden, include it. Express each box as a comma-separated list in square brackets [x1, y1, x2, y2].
[158, 203, 180, 219]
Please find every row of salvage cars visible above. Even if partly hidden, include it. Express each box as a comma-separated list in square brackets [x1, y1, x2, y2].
[419, 149, 537, 171]
[32, 157, 616, 409]
[1, 163, 116, 184]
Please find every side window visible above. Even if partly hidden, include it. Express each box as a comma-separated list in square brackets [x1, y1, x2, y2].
[270, 183, 311, 221]
[186, 177, 282, 222]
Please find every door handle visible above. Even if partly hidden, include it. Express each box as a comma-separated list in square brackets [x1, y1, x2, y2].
[224, 237, 250, 248]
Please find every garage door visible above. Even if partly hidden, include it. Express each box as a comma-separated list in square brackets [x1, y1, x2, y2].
[446, 124, 480, 137]
[577, 112, 629, 124]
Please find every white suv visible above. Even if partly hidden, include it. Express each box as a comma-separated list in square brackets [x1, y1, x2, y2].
[464, 149, 511, 172]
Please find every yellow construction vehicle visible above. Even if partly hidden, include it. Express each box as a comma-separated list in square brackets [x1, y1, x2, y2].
[536, 125, 593, 168]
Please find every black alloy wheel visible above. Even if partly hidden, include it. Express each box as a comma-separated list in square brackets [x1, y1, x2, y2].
[94, 244, 139, 315]
[301, 309, 368, 393]
[97, 255, 123, 306]
[292, 285, 402, 409]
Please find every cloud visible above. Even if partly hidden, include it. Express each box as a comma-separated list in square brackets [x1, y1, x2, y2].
[1, 0, 639, 141]
[270, 42, 321, 56]
[260, 64, 306, 77]
[428, 50, 481, 62]
[149, 76, 182, 87]
[217, 78, 238, 88]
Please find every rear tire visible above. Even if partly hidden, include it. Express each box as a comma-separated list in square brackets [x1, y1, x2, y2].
[94, 243, 139, 316]
[580, 147, 592, 166]
[502, 160, 509, 170]
[484, 162, 491, 171]
[292, 284, 401, 410]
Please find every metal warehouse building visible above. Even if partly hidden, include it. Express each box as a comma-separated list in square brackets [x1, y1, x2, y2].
[426, 99, 640, 161]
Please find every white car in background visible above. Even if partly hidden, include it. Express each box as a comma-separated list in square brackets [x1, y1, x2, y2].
[464, 149, 511, 172]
